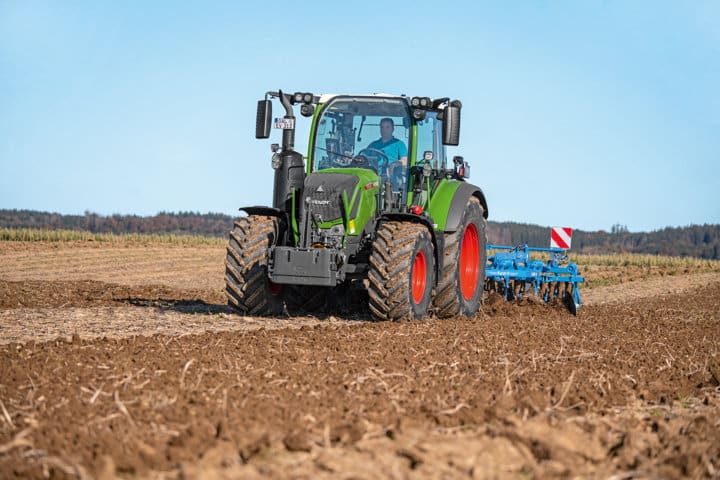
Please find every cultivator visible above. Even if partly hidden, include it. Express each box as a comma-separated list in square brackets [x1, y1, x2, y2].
[484, 244, 585, 315]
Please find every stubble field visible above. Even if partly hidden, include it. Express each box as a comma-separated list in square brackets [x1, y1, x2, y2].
[1, 240, 719, 479]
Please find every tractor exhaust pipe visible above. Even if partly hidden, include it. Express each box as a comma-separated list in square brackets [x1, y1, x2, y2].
[278, 89, 295, 152]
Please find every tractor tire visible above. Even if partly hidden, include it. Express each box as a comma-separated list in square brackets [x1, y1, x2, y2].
[368, 221, 434, 321]
[433, 196, 487, 318]
[225, 215, 285, 316]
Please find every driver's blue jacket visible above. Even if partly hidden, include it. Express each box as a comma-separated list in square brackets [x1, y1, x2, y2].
[366, 137, 407, 167]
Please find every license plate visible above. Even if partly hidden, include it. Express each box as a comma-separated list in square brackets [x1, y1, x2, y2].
[274, 117, 295, 129]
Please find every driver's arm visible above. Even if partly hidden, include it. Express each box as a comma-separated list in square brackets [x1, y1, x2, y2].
[389, 142, 408, 171]
[397, 142, 408, 166]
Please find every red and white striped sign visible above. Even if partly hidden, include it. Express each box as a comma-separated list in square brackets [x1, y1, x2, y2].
[550, 227, 573, 249]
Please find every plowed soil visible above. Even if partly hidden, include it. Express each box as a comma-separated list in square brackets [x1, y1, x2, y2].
[1, 242, 719, 479]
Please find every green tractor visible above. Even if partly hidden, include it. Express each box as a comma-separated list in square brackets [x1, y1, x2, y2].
[225, 90, 489, 320]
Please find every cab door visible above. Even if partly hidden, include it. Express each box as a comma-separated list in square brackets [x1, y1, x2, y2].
[414, 111, 445, 169]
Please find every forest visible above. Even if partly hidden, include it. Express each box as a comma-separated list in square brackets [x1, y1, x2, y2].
[1, 209, 718, 259]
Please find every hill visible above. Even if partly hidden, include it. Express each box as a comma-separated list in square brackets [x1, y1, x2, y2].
[1, 209, 718, 259]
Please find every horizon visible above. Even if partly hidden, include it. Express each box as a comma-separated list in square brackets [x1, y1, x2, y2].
[2, 2, 719, 232]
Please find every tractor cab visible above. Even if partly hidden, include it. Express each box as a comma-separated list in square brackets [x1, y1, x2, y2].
[310, 95, 412, 195]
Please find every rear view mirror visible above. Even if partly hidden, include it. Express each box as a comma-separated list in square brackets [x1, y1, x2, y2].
[442, 101, 461, 146]
[256, 100, 272, 139]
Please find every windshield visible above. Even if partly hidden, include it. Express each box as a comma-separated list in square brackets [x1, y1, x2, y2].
[312, 97, 411, 185]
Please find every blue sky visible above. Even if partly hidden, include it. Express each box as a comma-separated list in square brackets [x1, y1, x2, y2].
[1, 1, 718, 232]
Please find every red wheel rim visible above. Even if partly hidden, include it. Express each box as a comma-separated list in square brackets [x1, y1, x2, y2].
[411, 250, 427, 304]
[268, 281, 282, 297]
[460, 223, 479, 301]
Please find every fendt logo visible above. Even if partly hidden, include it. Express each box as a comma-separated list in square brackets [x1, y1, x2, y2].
[551, 227, 573, 249]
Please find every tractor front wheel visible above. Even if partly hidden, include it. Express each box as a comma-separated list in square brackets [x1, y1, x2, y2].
[368, 222, 434, 321]
[433, 196, 487, 317]
[225, 215, 285, 316]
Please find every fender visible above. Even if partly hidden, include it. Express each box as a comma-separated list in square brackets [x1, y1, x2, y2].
[378, 213, 444, 285]
[445, 182, 488, 233]
[239, 206, 290, 245]
[240, 205, 286, 218]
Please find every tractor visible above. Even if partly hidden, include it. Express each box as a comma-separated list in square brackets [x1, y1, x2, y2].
[225, 90, 489, 320]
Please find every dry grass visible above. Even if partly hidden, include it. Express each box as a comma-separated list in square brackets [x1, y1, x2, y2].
[574, 253, 720, 289]
[574, 252, 720, 270]
[0, 228, 225, 246]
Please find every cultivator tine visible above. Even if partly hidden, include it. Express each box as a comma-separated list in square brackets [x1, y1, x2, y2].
[539, 282, 548, 302]
[513, 280, 523, 300]
[494, 280, 504, 298]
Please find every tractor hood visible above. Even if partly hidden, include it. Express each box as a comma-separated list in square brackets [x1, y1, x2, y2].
[305, 172, 359, 223]
[303, 168, 379, 237]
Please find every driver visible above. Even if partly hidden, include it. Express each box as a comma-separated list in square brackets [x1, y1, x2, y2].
[365, 118, 407, 175]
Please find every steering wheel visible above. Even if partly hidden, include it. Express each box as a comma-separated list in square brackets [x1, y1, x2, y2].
[357, 148, 390, 174]
[358, 148, 389, 165]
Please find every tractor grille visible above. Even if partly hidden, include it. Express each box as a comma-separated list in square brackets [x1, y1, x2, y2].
[304, 173, 359, 222]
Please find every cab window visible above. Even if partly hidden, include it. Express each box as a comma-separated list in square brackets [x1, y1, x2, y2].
[414, 111, 445, 168]
[312, 97, 410, 178]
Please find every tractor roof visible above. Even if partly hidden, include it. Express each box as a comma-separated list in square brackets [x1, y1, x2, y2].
[318, 93, 406, 104]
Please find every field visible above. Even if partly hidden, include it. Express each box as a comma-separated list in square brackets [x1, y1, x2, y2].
[1, 238, 719, 479]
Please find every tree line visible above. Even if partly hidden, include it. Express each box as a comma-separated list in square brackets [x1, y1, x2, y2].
[1, 209, 718, 259]
[0, 210, 231, 238]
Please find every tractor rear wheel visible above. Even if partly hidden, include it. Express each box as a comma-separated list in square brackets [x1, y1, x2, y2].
[225, 215, 285, 316]
[368, 222, 434, 321]
[433, 197, 487, 317]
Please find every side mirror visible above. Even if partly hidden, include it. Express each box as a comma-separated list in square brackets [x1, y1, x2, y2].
[442, 101, 461, 146]
[256, 100, 272, 139]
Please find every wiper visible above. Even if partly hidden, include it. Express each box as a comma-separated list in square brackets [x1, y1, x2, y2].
[316, 145, 351, 158]
[357, 115, 366, 142]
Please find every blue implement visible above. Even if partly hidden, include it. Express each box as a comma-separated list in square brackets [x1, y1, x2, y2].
[485, 244, 585, 314]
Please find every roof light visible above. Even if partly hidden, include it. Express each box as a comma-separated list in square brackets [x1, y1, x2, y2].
[300, 104, 315, 117]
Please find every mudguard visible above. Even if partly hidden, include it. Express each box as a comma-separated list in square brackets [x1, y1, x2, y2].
[240, 206, 285, 218]
[445, 183, 488, 233]
[239, 206, 290, 244]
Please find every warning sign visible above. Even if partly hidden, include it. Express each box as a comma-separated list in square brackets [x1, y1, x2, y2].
[551, 227, 572, 249]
